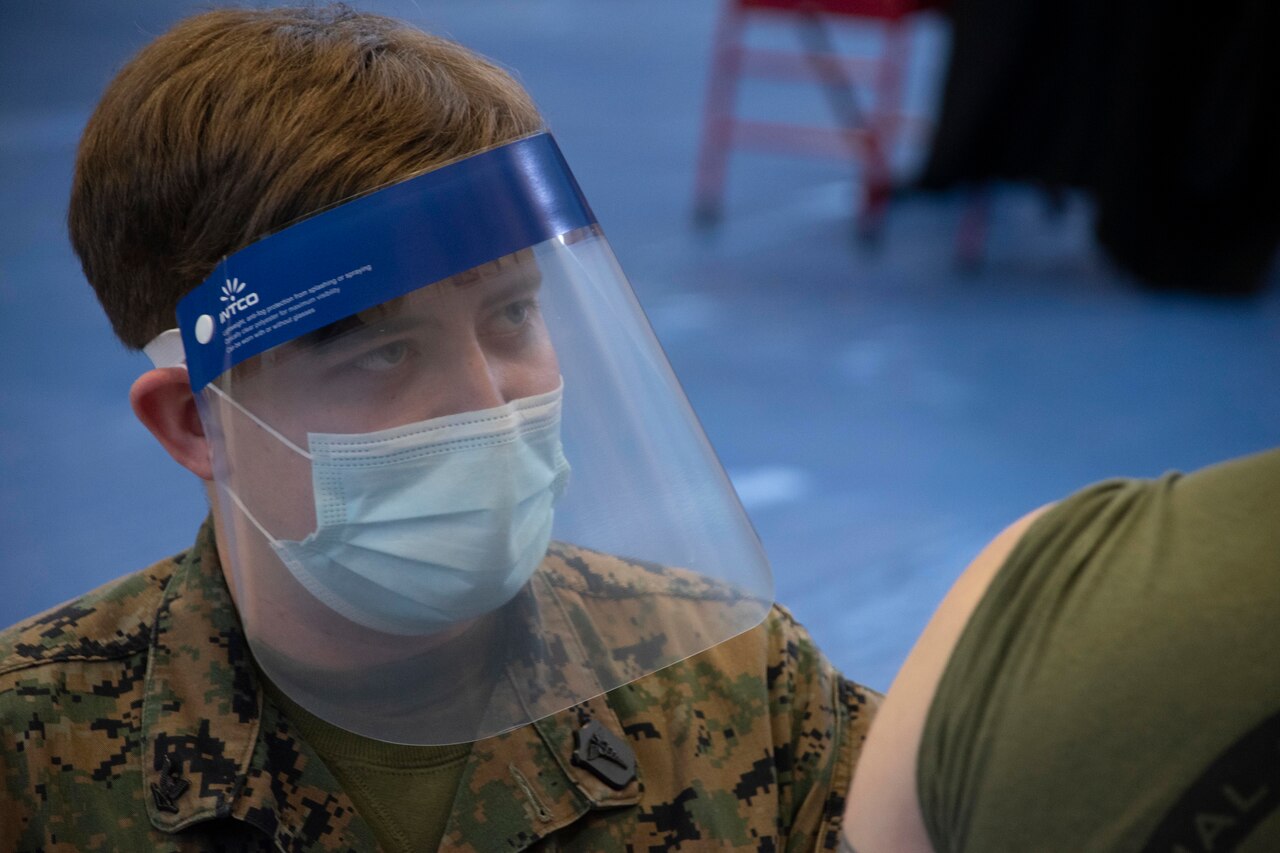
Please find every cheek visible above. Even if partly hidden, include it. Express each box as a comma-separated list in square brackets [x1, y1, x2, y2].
[219, 425, 318, 540]
[504, 333, 561, 400]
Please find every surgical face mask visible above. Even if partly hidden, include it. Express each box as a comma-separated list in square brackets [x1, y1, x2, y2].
[210, 382, 570, 636]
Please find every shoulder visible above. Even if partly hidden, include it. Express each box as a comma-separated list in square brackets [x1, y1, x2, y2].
[846, 448, 1280, 851]
[611, 603, 880, 849]
[1019, 446, 1280, 550]
[843, 504, 1050, 852]
[735, 603, 881, 790]
[537, 541, 775, 680]
[0, 556, 177, 681]
[639, 600, 874, 711]
[0, 548, 181, 722]
[543, 540, 755, 603]
[0, 553, 182, 850]
[1163, 445, 1280, 522]
[544, 542, 879, 739]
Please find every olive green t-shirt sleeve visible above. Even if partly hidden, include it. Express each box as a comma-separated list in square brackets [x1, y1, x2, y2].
[919, 449, 1280, 852]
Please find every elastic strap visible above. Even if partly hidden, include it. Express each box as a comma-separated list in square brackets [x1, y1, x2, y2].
[221, 481, 284, 548]
[143, 329, 186, 368]
[205, 382, 313, 459]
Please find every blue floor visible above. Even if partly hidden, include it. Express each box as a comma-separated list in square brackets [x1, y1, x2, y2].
[2, 1, 1277, 691]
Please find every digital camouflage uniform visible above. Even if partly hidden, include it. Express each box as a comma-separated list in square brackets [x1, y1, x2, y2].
[1, 520, 879, 852]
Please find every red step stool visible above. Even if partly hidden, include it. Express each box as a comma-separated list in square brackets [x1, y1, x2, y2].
[694, 0, 943, 238]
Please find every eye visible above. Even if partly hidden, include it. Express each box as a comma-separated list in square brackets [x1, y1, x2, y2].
[496, 298, 539, 331]
[350, 341, 410, 372]
[502, 301, 529, 325]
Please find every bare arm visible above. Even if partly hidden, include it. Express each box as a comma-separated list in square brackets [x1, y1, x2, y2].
[840, 506, 1050, 853]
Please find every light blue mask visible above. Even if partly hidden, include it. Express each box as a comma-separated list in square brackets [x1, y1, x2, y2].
[215, 383, 570, 635]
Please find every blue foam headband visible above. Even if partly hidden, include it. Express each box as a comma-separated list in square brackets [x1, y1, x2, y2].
[175, 133, 595, 392]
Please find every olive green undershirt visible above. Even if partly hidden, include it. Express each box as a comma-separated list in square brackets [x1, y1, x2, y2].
[919, 449, 1280, 851]
[261, 677, 472, 853]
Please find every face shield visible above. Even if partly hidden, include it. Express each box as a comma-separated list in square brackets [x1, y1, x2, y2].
[146, 134, 773, 744]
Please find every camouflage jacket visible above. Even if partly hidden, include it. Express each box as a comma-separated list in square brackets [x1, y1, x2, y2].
[1, 520, 879, 852]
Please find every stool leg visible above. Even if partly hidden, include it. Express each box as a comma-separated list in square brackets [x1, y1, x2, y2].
[795, 10, 889, 241]
[694, 0, 746, 226]
[872, 16, 911, 158]
[857, 16, 912, 241]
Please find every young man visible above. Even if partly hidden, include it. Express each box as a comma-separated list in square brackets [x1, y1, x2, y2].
[0, 7, 878, 851]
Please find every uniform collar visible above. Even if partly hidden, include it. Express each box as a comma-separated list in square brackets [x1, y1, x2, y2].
[140, 519, 380, 849]
[438, 693, 642, 852]
[435, 567, 645, 851]
[140, 520, 641, 851]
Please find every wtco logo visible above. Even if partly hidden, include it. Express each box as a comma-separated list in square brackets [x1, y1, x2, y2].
[218, 277, 259, 322]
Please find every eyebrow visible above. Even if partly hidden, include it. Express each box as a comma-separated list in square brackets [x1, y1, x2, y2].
[479, 268, 543, 311]
[292, 315, 367, 349]
[286, 257, 543, 351]
[289, 307, 409, 352]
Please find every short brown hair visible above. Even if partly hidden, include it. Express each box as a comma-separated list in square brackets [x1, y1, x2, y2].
[69, 5, 543, 350]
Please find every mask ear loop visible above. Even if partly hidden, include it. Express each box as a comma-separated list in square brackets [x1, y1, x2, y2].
[141, 328, 304, 545]
[142, 328, 310, 459]
[201, 384, 318, 552]
[218, 477, 287, 548]
[205, 383, 313, 460]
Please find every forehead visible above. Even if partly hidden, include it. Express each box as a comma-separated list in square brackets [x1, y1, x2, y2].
[282, 248, 542, 346]
[450, 247, 538, 286]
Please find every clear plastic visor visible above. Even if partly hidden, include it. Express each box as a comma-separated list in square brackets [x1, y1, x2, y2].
[199, 228, 773, 745]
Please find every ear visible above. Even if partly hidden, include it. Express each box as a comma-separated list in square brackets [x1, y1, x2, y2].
[130, 367, 214, 481]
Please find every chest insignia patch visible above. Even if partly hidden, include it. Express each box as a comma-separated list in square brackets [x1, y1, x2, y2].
[572, 718, 637, 789]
